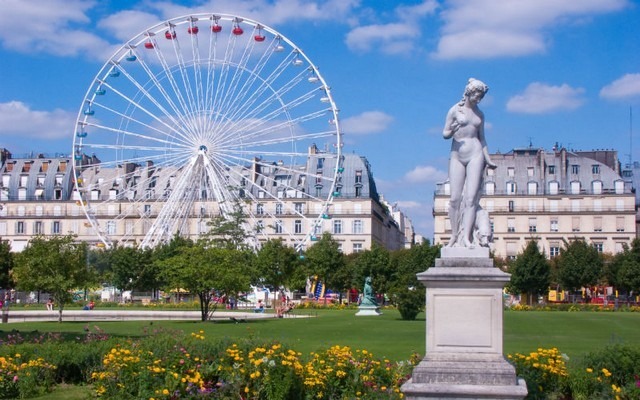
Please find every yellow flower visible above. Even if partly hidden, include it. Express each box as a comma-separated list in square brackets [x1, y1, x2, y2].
[602, 368, 612, 377]
[586, 368, 593, 373]
[162, 389, 169, 395]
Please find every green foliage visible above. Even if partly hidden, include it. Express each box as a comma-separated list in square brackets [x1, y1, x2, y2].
[304, 233, 346, 292]
[108, 245, 157, 292]
[508, 240, 551, 304]
[0, 238, 13, 288]
[158, 243, 254, 321]
[202, 199, 252, 250]
[352, 244, 391, 296]
[507, 347, 568, 400]
[256, 239, 301, 292]
[12, 235, 97, 322]
[395, 288, 424, 320]
[609, 238, 640, 293]
[556, 239, 603, 292]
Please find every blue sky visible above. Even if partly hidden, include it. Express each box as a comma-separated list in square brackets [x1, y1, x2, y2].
[1, 0, 640, 239]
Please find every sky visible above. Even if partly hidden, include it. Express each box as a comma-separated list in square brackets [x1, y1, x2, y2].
[1, 0, 640, 240]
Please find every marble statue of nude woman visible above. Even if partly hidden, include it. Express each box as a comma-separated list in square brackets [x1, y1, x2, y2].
[443, 78, 496, 248]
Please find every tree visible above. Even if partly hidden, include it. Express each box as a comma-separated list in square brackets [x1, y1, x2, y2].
[109, 245, 157, 297]
[304, 233, 345, 300]
[556, 239, 603, 294]
[158, 244, 253, 321]
[0, 238, 13, 288]
[203, 200, 252, 250]
[256, 239, 301, 305]
[609, 239, 640, 294]
[12, 235, 97, 322]
[507, 240, 551, 305]
[352, 244, 391, 300]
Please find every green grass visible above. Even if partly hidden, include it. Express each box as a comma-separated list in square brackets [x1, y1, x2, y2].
[3, 309, 640, 363]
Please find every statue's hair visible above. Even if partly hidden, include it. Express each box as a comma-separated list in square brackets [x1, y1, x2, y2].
[458, 78, 489, 105]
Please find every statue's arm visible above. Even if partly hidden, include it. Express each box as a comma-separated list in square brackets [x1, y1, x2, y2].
[443, 107, 457, 139]
[478, 113, 497, 169]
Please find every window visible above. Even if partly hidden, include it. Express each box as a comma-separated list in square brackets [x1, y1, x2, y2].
[572, 217, 580, 232]
[20, 174, 28, 187]
[256, 203, 264, 215]
[144, 204, 151, 215]
[54, 188, 62, 200]
[16, 221, 25, 234]
[527, 167, 534, 177]
[487, 168, 494, 176]
[527, 182, 537, 195]
[592, 181, 602, 195]
[616, 199, 625, 211]
[508, 200, 515, 212]
[507, 167, 515, 177]
[353, 243, 363, 253]
[506, 242, 518, 261]
[485, 182, 495, 195]
[18, 188, 26, 200]
[616, 217, 625, 232]
[34, 221, 43, 234]
[506, 182, 516, 195]
[593, 242, 603, 253]
[592, 164, 600, 174]
[528, 218, 537, 232]
[571, 164, 579, 174]
[332, 219, 342, 234]
[550, 219, 559, 232]
[485, 200, 494, 212]
[594, 217, 602, 232]
[571, 200, 580, 212]
[550, 200, 558, 212]
[615, 180, 624, 194]
[570, 181, 581, 194]
[507, 218, 515, 233]
[355, 170, 362, 184]
[593, 199, 602, 212]
[294, 203, 304, 214]
[52, 221, 61, 234]
[444, 218, 451, 232]
[274, 220, 283, 234]
[106, 221, 116, 235]
[0, 222, 6, 235]
[355, 186, 362, 197]
[548, 165, 556, 174]
[528, 200, 537, 212]
[550, 246, 560, 258]
[294, 220, 302, 234]
[256, 220, 264, 233]
[353, 220, 363, 234]
[549, 181, 559, 195]
[275, 203, 283, 215]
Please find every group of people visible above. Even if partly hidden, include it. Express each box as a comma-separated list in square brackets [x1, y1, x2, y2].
[253, 292, 295, 317]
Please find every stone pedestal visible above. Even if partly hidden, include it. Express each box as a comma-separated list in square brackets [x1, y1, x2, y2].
[355, 304, 381, 316]
[401, 248, 527, 399]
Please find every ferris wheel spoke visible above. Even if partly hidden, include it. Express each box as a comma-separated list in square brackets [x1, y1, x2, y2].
[91, 82, 195, 146]
[83, 121, 192, 149]
[103, 59, 198, 138]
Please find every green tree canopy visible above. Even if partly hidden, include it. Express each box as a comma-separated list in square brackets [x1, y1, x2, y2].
[303, 233, 345, 297]
[556, 239, 603, 292]
[158, 243, 253, 321]
[507, 240, 551, 305]
[256, 239, 301, 303]
[352, 244, 391, 296]
[0, 238, 13, 288]
[608, 238, 640, 293]
[109, 245, 157, 293]
[12, 235, 97, 322]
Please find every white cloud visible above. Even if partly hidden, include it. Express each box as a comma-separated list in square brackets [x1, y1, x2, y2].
[433, 0, 629, 60]
[0, 101, 76, 140]
[403, 165, 448, 183]
[600, 73, 640, 100]
[506, 82, 586, 114]
[396, 200, 422, 209]
[145, 0, 359, 26]
[340, 111, 393, 135]
[0, 0, 115, 59]
[98, 11, 164, 43]
[345, 0, 437, 55]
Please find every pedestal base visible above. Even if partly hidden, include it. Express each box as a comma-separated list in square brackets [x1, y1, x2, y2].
[401, 253, 527, 399]
[355, 305, 381, 316]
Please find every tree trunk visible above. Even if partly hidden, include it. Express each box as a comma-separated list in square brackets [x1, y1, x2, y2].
[198, 292, 209, 321]
[57, 306, 63, 323]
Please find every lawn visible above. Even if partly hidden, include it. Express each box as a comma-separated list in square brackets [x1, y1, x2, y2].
[3, 309, 640, 362]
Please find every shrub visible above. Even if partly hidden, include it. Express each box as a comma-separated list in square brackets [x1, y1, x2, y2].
[395, 288, 424, 320]
[0, 354, 57, 398]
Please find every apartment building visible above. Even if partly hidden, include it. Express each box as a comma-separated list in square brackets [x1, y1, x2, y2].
[0, 148, 409, 253]
[433, 147, 636, 259]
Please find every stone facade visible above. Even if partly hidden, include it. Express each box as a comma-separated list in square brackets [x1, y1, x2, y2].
[434, 147, 636, 259]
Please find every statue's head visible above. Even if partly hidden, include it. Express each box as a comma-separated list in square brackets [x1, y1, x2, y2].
[365, 276, 372, 283]
[464, 78, 489, 97]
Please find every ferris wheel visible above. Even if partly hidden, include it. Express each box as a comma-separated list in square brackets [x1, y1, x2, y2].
[72, 14, 342, 250]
